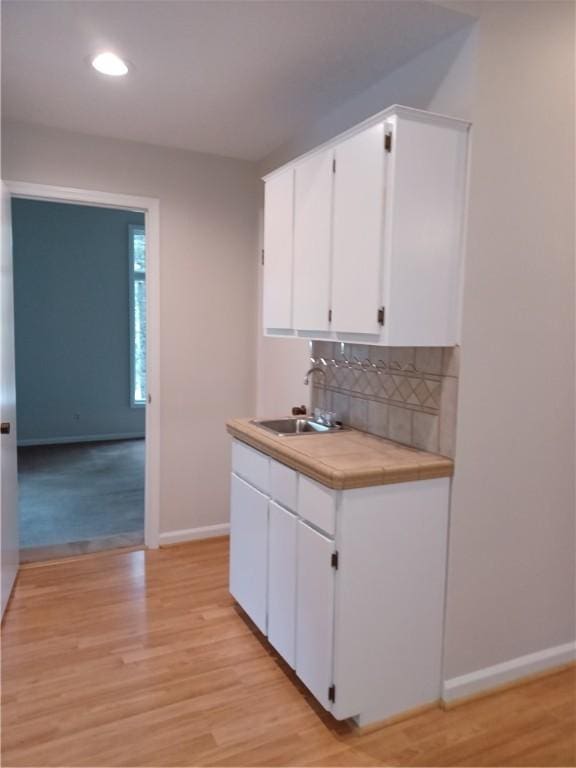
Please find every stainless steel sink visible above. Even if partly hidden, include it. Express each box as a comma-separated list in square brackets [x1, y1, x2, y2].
[251, 418, 343, 436]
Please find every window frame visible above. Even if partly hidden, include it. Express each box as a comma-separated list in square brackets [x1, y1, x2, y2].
[128, 224, 147, 408]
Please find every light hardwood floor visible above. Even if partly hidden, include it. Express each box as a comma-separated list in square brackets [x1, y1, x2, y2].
[2, 539, 575, 767]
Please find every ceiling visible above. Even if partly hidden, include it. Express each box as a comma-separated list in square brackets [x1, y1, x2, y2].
[2, 1, 473, 162]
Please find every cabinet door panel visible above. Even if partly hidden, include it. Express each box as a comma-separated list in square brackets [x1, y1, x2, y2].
[293, 150, 333, 332]
[229, 473, 268, 633]
[263, 169, 294, 330]
[296, 520, 335, 711]
[385, 115, 467, 346]
[268, 501, 298, 668]
[332, 124, 385, 334]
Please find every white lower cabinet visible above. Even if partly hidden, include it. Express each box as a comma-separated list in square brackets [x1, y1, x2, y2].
[268, 501, 298, 668]
[295, 520, 336, 711]
[230, 439, 450, 726]
[229, 473, 269, 634]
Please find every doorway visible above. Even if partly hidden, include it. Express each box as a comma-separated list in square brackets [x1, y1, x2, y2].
[7, 182, 160, 559]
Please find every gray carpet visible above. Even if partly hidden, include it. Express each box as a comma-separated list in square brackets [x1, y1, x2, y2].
[18, 439, 145, 549]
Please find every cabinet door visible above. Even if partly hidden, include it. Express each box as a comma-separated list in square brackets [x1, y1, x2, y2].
[229, 473, 269, 633]
[384, 114, 468, 346]
[331, 124, 386, 335]
[293, 149, 333, 332]
[263, 169, 294, 330]
[268, 501, 298, 668]
[295, 520, 335, 710]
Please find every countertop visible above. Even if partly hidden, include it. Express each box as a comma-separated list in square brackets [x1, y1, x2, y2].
[226, 418, 454, 490]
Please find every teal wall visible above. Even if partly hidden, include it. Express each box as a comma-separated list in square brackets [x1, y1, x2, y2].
[12, 199, 145, 444]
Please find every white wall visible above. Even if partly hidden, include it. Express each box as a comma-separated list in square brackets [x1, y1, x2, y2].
[2, 123, 260, 538]
[443, 0, 575, 681]
[256, 335, 311, 417]
[260, 24, 477, 173]
[259, 2, 576, 687]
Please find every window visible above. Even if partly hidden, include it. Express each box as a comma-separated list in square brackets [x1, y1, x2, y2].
[129, 225, 147, 406]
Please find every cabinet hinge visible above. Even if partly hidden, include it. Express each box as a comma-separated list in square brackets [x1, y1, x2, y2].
[328, 684, 336, 703]
[261, 249, 265, 266]
[332, 157, 336, 174]
[328, 309, 333, 323]
[385, 131, 393, 153]
[331, 551, 339, 570]
[377, 306, 386, 326]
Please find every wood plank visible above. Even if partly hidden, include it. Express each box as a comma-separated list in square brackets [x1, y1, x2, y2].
[2, 539, 575, 767]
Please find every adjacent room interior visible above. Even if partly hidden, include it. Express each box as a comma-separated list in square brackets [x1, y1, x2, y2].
[11, 198, 146, 561]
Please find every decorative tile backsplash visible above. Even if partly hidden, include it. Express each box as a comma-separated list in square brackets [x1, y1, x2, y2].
[310, 342, 460, 458]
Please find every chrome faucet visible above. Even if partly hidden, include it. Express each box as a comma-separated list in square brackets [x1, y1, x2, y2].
[303, 365, 336, 426]
[303, 365, 326, 386]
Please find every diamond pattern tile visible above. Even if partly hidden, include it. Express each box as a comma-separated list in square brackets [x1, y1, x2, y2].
[310, 353, 449, 413]
[398, 378, 412, 402]
[428, 382, 441, 407]
[309, 346, 457, 455]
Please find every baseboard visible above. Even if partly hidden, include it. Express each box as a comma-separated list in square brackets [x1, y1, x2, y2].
[442, 641, 576, 705]
[17, 433, 145, 447]
[159, 524, 230, 546]
[352, 700, 440, 732]
[1, 568, 18, 623]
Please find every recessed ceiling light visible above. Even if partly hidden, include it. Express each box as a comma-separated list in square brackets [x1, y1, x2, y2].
[91, 52, 129, 77]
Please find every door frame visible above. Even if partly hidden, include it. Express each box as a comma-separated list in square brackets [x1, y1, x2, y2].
[5, 180, 161, 549]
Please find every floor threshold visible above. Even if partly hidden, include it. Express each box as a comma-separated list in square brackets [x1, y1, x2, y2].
[20, 531, 145, 565]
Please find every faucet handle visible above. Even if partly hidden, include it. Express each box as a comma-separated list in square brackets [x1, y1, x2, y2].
[325, 410, 337, 427]
[291, 404, 307, 416]
[313, 408, 336, 427]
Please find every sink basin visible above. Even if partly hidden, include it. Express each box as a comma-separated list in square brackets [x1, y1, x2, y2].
[251, 418, 343, 436]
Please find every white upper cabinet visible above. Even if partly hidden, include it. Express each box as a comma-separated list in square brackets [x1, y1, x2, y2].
[383, 112, 468, 346]
[331, 123, 386, 335]
[293, 148, 334, 332]
[262, 168, 294, 330]
[261, 105, 470, 347]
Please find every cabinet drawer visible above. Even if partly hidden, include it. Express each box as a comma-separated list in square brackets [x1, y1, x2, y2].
[232, 440, 270, 494]
[298, 475, 337, 536]
[270, 459, 298, 512]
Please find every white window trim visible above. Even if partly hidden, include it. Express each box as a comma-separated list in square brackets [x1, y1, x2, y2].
[129, 224, 146, 408]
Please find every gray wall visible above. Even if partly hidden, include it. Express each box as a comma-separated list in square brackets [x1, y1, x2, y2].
[12, 199, 145, 444]
[259, 1, 576, 682]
